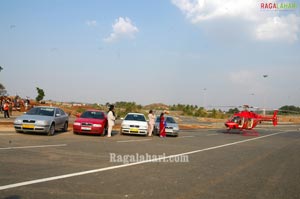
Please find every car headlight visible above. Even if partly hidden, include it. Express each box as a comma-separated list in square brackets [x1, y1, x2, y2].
[14, 119, 22, 125]
[35, 120, 48, 125]
[140, 125, 148, 129]
[173, 126, 179, 130]
[73, 122, 81, 126]
[121, 124, 130, 128]
[92, 124, 102, 127]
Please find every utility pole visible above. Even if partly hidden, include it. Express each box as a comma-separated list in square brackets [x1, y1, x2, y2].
[263, 75, 268, 115]
[202, 88, 207, 108]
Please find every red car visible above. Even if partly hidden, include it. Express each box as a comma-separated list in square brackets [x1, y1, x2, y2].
[73, 110, 107, 135]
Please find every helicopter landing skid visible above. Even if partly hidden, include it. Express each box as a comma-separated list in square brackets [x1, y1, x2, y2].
[225, 129, 241, 135]
[225, 129, 259, 136]
[242, 129, 259, 136]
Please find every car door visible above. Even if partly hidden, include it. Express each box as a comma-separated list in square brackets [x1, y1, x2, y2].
[54, 108, 64, 129]
[60, 108, 68, 125]
[59, 108, 68, 127]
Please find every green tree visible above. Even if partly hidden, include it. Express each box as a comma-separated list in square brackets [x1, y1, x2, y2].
[36, 87, 45, 102]
[114, 101, 143, 117]
[194, 107, 207, 117]
[0, 83, 7, 96]
[279, 105, 300, 115]
[0, 66, 6, 95]
[208, 109, 225, 119]
[227, 108, 239, 114]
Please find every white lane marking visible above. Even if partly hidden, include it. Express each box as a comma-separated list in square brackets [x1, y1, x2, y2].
[117, 139, 152, 143]
[206, 134, 219, 136]
[178, 136, 195, 138]
[0, 131, 285, 190]
[0, 133, 15, 136]
[0, 144, 67, 150]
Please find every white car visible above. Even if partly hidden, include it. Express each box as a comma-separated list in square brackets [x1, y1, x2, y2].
[120, 113, 148, 136]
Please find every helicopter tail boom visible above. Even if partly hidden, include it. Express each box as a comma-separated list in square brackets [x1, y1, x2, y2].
[261, 110, 278, 126]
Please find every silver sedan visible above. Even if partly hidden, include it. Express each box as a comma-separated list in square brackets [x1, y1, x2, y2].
[154, 116, 180, 137]
[14, 106, 69, 136]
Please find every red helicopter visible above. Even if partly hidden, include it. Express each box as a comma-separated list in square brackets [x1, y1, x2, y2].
[225, 105, 278, 136]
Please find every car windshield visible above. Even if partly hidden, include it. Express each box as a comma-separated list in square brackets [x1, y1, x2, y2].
[81, 111, 104, 119]
[166, 117, 176, 123]
[156, 116, 176, 123]
[26, 107, 55, 117]
[125, 114, 146, 122]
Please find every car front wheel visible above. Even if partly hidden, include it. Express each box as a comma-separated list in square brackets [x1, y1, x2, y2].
[47, 124, 55, 136]
[101, 126, 107, 136]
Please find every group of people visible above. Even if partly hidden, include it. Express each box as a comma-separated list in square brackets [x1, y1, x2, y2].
[148, 110, 167, 138]
[1, 99, 10, 118]
[0, 96, 31, 118]
[105, 105, 167, 138]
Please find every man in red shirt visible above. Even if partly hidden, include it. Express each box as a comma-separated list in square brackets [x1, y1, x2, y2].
[3, 100, 10, 118]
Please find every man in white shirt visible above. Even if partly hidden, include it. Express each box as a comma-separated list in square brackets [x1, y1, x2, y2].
[107, 105, 115, 137]
[148, 110, 155, 136]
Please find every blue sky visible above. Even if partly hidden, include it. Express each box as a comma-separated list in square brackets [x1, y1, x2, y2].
[0, 0, 300, 109]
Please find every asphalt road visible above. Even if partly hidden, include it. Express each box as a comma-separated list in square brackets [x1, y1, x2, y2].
[0, 126, 300, 199]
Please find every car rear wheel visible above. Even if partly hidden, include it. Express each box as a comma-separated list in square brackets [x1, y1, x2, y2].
[154, 129, 158, 136]
[47, 124, 55, 136]
[62, 122, 68, 132]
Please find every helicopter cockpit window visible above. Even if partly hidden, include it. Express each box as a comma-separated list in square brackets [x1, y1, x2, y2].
[231, 116, 241, 123]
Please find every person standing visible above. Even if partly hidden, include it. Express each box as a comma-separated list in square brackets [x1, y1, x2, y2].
[3, 100, 10, 118]
[0, 98, 3, 114]
[159, 112, 166, 138]
[148, 110, 155, 136]
[9, 99, 13, 116]
[25, 97, 30, 111]
[107, 105, 115, 137]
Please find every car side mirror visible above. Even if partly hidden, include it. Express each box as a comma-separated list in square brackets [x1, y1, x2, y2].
[120, 117, 124, 120]
[55, 114, 61, 117]
[75, 113, 81, 118]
